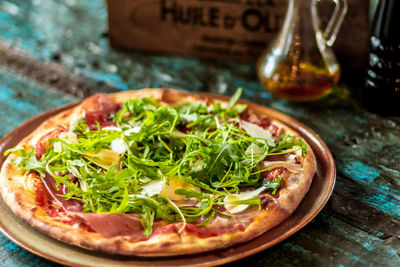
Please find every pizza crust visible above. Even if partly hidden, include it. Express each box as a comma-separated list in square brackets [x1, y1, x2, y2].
[0, 88, 316, 256]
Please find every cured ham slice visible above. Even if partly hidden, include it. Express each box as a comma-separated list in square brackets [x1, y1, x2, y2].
[83, 94, 121, 130]
[40, 174, 83, 212]
[77, 213, 144, 238]
[34, 127, 67, 159]
[40, 174, 145, 238]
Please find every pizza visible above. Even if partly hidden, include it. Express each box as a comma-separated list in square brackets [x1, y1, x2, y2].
[0, 88, 316, 256]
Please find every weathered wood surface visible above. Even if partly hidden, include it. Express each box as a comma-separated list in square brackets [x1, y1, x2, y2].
[0, 0, 399, 266]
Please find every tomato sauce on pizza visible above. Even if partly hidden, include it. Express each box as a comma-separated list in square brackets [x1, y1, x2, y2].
[0, 89, 316, 256]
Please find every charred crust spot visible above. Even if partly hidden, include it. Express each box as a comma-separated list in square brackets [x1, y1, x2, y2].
[159, 241, 177, 248]
[261, 195, 278, 210]
[288, 175, 299, 183]
[111, 239, 124, 251]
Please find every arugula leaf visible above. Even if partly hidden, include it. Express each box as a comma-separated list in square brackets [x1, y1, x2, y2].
[6, 148, 46, 176]
[227, 88, 242, 109]
[269, 134, 306, 156]
[262, 177, 282, 195]
[141, 206, 155, 236]
[174, 188, 209, 201]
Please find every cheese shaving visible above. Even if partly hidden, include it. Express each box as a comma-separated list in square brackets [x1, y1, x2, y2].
[224, 186, 266, 214]
[141, 180, 165, 197]
[241, 120, 275, 147]
[110, 138, 128, 154]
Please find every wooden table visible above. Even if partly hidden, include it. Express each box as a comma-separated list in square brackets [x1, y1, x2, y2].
[0, 1, 399, 266]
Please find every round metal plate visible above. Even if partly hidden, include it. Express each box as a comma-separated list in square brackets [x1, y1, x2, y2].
[0, 94, 335, 266]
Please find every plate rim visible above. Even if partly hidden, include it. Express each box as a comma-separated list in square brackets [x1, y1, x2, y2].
[0, 91, 336, 266]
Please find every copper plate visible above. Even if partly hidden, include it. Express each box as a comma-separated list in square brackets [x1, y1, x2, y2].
[0, 94, 335, 266]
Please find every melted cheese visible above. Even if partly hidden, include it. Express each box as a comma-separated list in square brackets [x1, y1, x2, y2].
[241, 120, 275, 147]
[245, 143, 265, 155]
[162, 176, 200, 201]
[141, 180, 165, 197]
[124, 126, 141, 135]
[224, 186, 266, 214]
[260, 154, 303, 173]
[110, 138, 128, 154]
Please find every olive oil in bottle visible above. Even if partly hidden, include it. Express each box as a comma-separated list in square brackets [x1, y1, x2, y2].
[257, 0, 347, 102]
[259, 62, 340, 102]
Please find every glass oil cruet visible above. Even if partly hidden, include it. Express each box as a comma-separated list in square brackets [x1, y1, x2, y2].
[257, 0, 348, 101]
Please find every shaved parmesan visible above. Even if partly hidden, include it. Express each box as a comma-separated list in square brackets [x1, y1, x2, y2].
[163, 176, 200, 201]
[171, 130, 187, 137]
[110, 138, 128, 154]
[80, 180, 88, 192]
[138, 176, 152, 183]
[141, 180, 165, 197]
[101, 126, 122, 132]
[241, 120, 275, 147]
[245, 143, 265, 155]
[224, 186, 266, 214]
[54, 132, 79, 153]
[53, 142, 62, 153]
[84, 149, 120, 169]
[67, 164, 81, 179]
[173, 199, 199, 207]
[124, 126, 141, 135]
[191, 159, 206, 171]
[59, 131, 78, 144]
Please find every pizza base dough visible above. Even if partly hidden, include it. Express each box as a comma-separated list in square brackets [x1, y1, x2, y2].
[0, 88, 316, 256]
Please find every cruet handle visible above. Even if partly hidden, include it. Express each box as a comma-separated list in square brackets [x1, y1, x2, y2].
[311, 0, 348, 47]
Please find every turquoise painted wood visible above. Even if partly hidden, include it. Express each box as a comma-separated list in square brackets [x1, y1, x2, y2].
[0, 67, 78, 136]
[0, 0, 399, 266]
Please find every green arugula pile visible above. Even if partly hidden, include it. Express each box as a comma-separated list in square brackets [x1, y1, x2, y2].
[6, 89, 306, 236]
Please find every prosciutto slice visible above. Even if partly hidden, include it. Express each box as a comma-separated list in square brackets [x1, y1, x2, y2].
[40, 174, 83, 212]
[34, 127, 67, 159]
[82, 94, 121, 130]
[40, 174, 146, 238]
[77, 213, 144, 238]
[266, 154, 291, 161]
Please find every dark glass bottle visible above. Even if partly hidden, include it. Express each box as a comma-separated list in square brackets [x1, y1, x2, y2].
[364, 0, 400, 115]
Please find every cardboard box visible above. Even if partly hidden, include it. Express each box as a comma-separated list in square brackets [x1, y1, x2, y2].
[107, 0, 369, 70]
